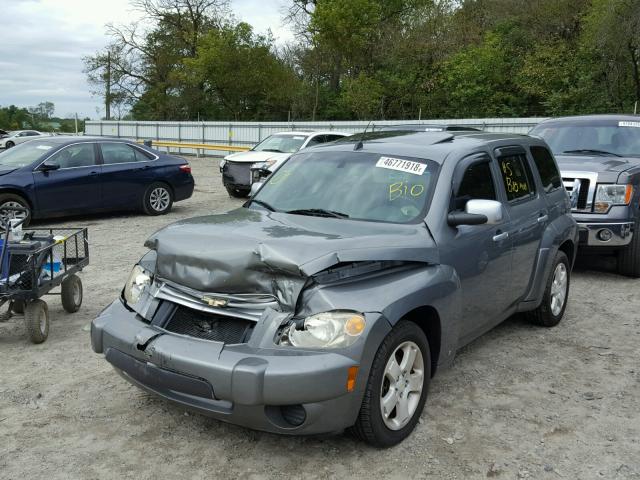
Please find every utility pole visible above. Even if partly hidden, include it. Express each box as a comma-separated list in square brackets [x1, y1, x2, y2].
[74, 113, 78, 134]
[105, 51, 111, 121]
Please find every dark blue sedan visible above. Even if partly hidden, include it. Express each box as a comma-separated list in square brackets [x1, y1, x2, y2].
[0, 136, 194, 224]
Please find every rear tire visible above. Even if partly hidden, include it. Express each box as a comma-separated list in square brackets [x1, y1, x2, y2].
[617, 220, 640, 277]
[225, 185, 249, 198]
[143, 182, 173, 215]
[24, 300, 49, 344]
[525, 251, 570, 327]
[350, 321, 430, 447]
[61, 274, 83, 313]
[0, 193, 31, 228]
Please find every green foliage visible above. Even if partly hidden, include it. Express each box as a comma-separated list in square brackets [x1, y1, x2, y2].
[84, 0, 640, 120]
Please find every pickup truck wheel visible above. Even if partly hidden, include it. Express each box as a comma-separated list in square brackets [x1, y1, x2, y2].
[526, 251, 570, 327]
[617, 222, 640, 277]
[350, 321, 430, 447]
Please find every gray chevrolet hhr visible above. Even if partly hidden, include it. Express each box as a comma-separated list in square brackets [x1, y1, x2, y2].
[91, 130, 578, 447]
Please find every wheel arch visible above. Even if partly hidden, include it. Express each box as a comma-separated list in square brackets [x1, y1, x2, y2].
[558, 239, 576, 267]
[0, 188, 34, 210]
[398, 305, 441, 377]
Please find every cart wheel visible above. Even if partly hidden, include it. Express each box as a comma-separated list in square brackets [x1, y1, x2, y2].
[61, 274, 83, 313]
[24, 300, 49, 344]
[12, 300, 25, 314]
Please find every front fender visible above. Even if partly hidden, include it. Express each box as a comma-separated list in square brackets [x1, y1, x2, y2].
[297, 264, 461, 370]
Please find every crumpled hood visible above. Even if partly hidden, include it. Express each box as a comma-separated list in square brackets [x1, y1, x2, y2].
[556, 154, 640, 183]
[225, 150, 290, 164]
[145, 208, 437, 308]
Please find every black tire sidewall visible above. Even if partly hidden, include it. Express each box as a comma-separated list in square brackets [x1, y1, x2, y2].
[61, 274, 82, 313]
[24, 300, 49, 344]
[360, 321, 431, 447]
[541, 251, 571, 326]
[144, 183, 173, 215]
[5, 141, 14, 148]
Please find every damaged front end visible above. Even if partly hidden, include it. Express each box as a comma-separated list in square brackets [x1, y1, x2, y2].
[91, 208, 438, 434]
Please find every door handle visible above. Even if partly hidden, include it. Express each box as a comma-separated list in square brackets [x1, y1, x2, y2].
[89, 171, 99, 176]
[537, 214, 549, 224]
[493, 231, 509, 242]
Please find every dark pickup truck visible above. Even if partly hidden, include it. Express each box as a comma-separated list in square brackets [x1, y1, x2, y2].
[531, 115, 640, 277]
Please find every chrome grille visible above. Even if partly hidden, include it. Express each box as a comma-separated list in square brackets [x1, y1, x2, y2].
[153, 280, 279, 321]
[561, 171, 598, 212]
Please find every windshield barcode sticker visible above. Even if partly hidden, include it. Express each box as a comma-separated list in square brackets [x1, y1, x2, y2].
[376, 157, 427, 175]
[619, 121, 640, 128]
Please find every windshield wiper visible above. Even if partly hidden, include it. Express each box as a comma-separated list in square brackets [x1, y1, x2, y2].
[249, 199, 276, 211]
[286, 208, 349, 219]
[260, 148, 284, 153]
[562, 149, 622, 157]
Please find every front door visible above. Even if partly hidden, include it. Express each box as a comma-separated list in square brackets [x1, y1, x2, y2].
[33, 143, 101, 216]
[441, 154, 514, 342]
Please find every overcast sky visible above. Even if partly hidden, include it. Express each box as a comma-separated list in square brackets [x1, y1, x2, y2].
[0, 0, 294, 119]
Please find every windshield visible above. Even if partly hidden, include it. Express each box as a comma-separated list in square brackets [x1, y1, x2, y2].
[0, 140, 56, 168]
[251, 151, 438, 223]
[531, 121, 640, 157]
[252, 134, 307, 153]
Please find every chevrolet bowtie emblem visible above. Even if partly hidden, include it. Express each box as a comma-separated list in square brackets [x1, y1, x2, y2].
[202, 296, 228, 307]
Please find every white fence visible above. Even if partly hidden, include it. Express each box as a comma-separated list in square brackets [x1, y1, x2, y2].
[85, 118, 547, 156]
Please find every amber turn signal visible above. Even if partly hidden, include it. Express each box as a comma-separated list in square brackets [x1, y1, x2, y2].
[347, 366, 359, 392]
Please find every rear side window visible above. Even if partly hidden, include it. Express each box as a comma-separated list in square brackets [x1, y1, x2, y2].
[530, 146, 562, 192]
[498, 154, 536, 202]
[454, 161, 497, 210]
[101, 143, 149, 164]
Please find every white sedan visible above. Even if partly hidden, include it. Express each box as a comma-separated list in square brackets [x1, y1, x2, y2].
[0, 130, 51, 149]
[220, 131, 350, 197]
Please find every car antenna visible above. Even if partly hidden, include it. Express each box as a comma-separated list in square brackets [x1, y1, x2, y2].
[354, 120, 373, 151]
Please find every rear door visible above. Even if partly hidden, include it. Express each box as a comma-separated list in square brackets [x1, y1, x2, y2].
[98, 142, 157, 209]
[32, 142, 102, 215]
[493, 146, 548, 300]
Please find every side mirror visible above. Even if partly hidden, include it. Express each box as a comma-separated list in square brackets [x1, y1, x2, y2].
[249, 181, 263, 197]
[39, 160, 60, 172]
[447, 199, 503, 227]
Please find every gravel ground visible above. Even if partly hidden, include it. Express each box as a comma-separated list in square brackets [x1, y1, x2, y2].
[0, 156, 639, 480]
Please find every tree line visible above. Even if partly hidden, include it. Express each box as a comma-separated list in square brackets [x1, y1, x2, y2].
[84, 0, 640, 122]
[0, 103, 86, 132]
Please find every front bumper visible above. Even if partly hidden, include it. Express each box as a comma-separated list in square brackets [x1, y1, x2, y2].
[91, 300, 373, 435]
[577, 221, 634, 247]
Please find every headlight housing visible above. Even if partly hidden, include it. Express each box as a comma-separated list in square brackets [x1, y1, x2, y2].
[594, 184, 633, 213]
[123, 264, 152, 306]
[278, 311, 366, 348]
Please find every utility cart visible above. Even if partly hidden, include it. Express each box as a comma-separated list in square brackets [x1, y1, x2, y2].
[0, 207, 89, 343]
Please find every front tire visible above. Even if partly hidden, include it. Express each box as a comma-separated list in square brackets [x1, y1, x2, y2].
[526, 250, 570, 327]
[350, 321, 430, 447]
[0, 193, 31, 228]
[143, 182, 173, 215]
[5, 141, 14, 149]
[24, 300, 49, 344]
[617, 220, 640, 277]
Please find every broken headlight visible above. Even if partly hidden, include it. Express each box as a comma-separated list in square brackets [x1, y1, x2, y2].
[278, 311, 366, 348]
[123, 264, 153, 306]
